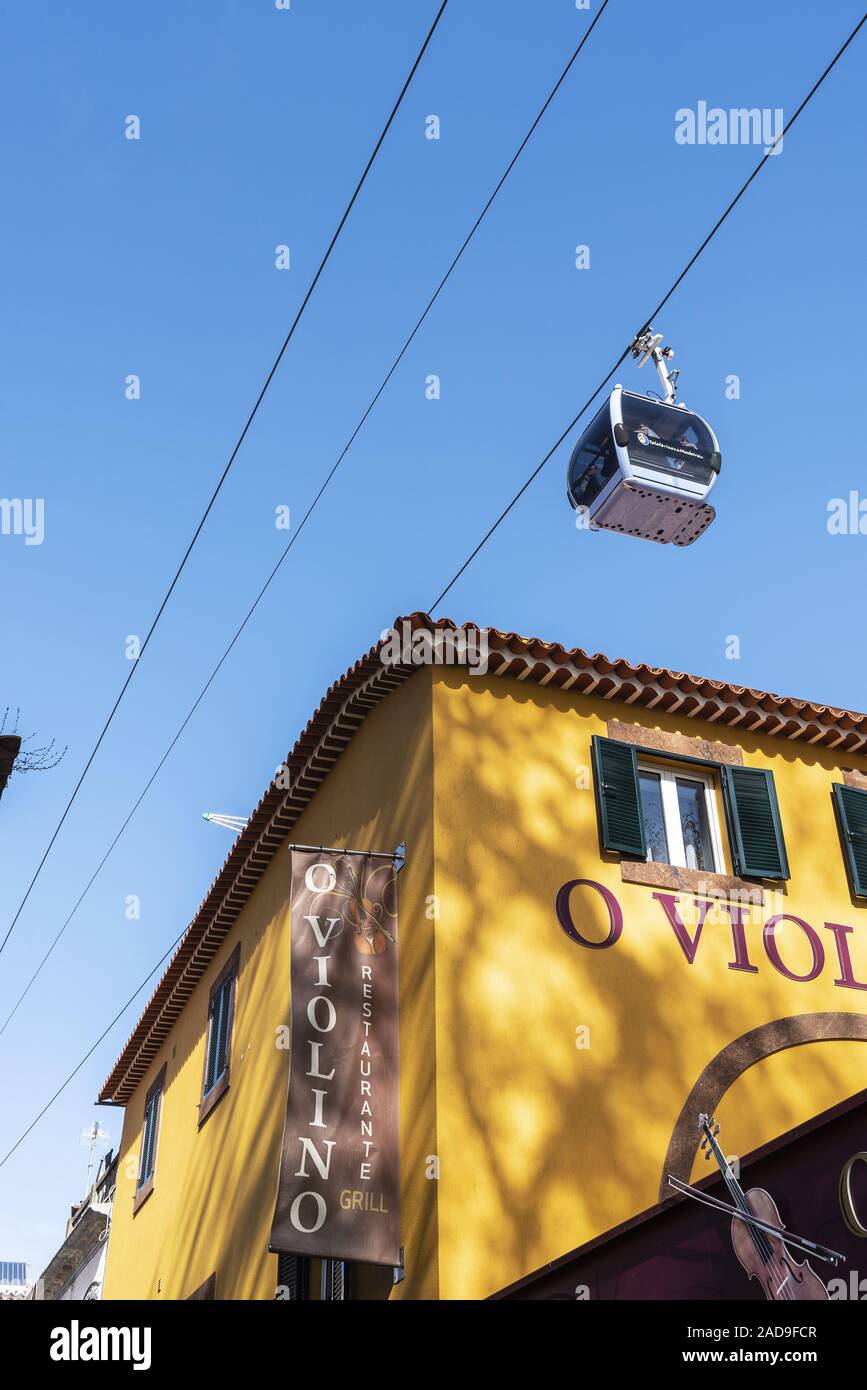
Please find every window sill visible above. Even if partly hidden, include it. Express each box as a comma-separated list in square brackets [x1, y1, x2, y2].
[198, 1071, 230, 1130]
[132, 1176, 155, 1215]
[620, 859, 765, 905]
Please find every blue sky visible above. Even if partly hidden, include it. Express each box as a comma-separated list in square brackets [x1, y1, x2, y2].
[0, 0, 864, 1280]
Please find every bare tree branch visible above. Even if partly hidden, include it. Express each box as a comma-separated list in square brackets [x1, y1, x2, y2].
[0, 708, 67, 776]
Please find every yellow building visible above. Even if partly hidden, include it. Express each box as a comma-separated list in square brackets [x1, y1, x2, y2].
[99, 614, 867, 1301]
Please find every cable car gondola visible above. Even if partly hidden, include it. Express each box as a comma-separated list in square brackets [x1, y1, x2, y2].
[566, 329, 721, 546]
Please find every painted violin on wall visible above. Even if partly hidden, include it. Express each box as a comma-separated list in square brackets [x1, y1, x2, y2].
[681, 1115, 837, 1301]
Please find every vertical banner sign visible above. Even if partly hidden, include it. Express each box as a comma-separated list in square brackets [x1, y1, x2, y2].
[270, 850, 400, 1266]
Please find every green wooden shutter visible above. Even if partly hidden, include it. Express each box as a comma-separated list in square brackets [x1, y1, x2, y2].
[138, 1109, 151, 1187]
[324, 1259, 347, 1301]
[139, 1091, 159, 1185]
[276, 1254, 309, 1301]
[721, 765, 790, 880]
[591, 736, 646, 858]
[214, 980, 231, 1079]
[832, 783, 867, 898]
[204, 1008, 215, 1094]
[205, 972, 235, 1094]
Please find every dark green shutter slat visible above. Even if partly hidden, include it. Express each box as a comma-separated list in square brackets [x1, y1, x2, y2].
[278, 1253, 298, 1299]
[214, 986, 226, 1080]
[138, 1078, 164, 1187]
[592, 736, 646, 857]
[204, 1016, 213, 1093]
[208, 995, 220, 1091]
[722, 765, 789, 880]
[148, 1106, 155, 1177]
[221, 982, 231, 1074]
[277, 1254, 309, 1301]
[213, 987, 225, 1082]
[146, 1095, 159, 1176]
[142, 1102, 153, 1181]
[205, 1004, 217, 1093]
[139, 1113, 149, 1185]
[212, 994, 221, 1086]
[329, 1260, 346, 1302]
[832, 783, 867, 898]
[208, 990, 222, 1091]
[205, 974, 234, 1095]
[140, 1093, 158, 1184]
[142, 1113, 151, 1181]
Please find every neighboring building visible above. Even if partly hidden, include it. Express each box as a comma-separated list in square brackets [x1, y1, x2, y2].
[99, 615, 867, 1300]
[0, 735, 21, 800]
[1, 751, 31, 1305]
[0, 1261, 31, 1300]
[34, 1149, 118, 1301]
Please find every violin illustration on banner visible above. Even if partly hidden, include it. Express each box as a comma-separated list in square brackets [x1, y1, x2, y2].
[304, 853, 398, 957]
[668, 1115, 845, 1301]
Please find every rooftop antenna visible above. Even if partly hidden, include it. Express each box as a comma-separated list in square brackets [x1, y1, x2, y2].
[202, 812, 248, 835]
[79, 1121, 111, 1198]
[630, 327, 681, 405]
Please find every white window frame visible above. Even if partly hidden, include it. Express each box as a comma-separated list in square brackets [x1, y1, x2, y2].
[637, 761, 724, 873]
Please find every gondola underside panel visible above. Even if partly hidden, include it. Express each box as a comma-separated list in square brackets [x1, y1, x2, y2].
[592, 480, 716, 546]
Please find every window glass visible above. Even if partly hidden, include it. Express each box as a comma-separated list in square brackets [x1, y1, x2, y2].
[568, 405, 619, 508]
[620, 393, 715, 483]
[639, 770, 669, 864]
[637, 762, 722, 873]
[676, 777, 714, 871]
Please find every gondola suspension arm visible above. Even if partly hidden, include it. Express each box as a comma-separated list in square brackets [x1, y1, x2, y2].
[630, 327, 680, 405]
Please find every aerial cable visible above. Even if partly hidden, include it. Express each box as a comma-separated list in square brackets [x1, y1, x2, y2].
[428, 12, 866, 612]
[0, 0, 450, 963]
[0, 927, 188, 1172]
[0, 3, 612, 1038]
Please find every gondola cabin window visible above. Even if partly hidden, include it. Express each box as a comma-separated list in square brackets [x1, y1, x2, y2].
[637, 762, 724, 873]
[619, 392, 717, 487]
[567, 402, 619, 511]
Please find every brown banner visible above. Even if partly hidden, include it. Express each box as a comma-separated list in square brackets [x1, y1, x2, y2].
[270, 850, 401, 1266]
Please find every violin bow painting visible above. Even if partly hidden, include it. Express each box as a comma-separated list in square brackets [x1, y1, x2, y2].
[666, 1114, 844, 1301]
